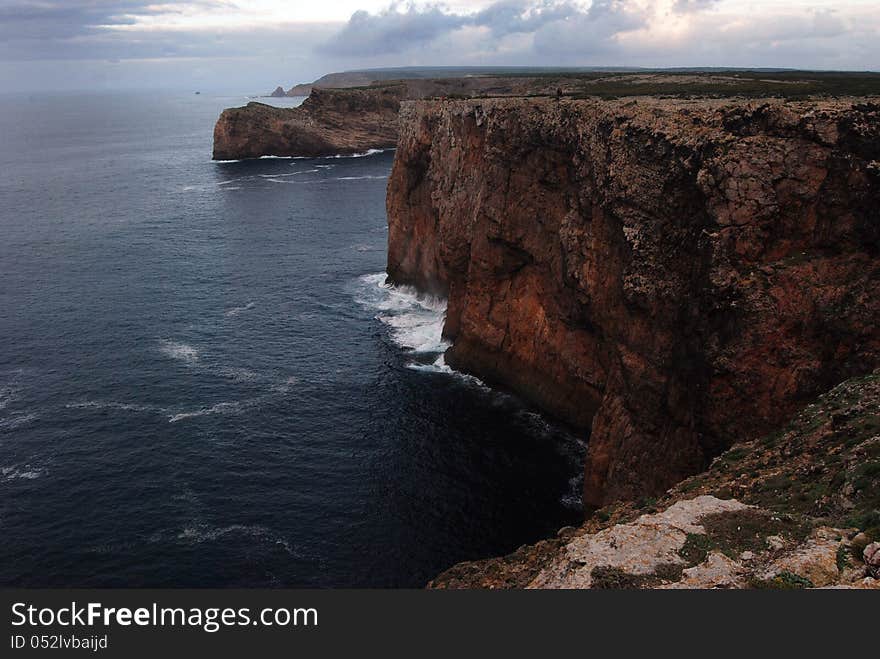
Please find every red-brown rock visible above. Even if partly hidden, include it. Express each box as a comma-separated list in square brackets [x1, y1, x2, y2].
[386, 97, 880, 507]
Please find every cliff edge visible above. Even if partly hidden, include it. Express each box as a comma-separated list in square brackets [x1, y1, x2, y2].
[386, 97, 880, 508]
[212, 86, 403, 160]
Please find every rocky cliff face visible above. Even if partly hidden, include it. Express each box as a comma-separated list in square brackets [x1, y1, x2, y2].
[212, 86, 403, 160]
[386, 97, 880, 508]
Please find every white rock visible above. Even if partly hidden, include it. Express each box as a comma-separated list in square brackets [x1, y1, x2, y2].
[528, 496, 751, 588]
[766, 535, 785, 551]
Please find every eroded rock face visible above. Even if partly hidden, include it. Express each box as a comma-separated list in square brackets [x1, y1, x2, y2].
[386, 97, 880, 507]
[212, 86, 403, 160]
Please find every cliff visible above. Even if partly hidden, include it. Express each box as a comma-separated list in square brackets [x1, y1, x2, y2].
[386, 97, 880, 509]
[212, 86, 403, 160]
[217, 75, 579, 159]
[430, 372, 880, 589]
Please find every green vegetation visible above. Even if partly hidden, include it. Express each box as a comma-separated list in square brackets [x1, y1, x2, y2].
[676, 510, 807, 564]
[590, 564, 684, 589]
[750, 571, 815, 590]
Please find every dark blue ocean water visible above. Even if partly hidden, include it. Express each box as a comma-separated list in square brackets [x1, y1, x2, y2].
[0, 91, 583, 587]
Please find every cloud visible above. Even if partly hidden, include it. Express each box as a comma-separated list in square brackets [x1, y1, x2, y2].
[0, 1, 877, 92]
[317, 4, 469, 56]
[670, 0, 719, 15]
[319, 0, 651, 57]
[532, 0, 650, 56]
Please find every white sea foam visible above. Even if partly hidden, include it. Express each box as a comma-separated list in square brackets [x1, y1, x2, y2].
[271, 376, 299, 394]
[405, 355, 491, 391]
[168, 401, 243, 423]
[176, 524, 295, 555]
[66, 401, 156, 413]
[258, 169, 318, 179]
[158, 340, 200, 364]
[354, 273, 452, 359]
[334, 175, 389, 181]
[0, 385, 14, 411]
[216, 148, 390, 164]
[327, 148, 390, 159]
[561, 474, 585, 511]
[217, 366, 260, 383]
[225, 301, 255, 317]
[1, 464, 44, 481]
[0, 413, 38, 431]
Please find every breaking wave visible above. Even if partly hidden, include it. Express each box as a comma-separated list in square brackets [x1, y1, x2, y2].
[158, 340, 200, 364]
[354, 273, 450, 356]
[175, 524, 296, 555]
[168, 401, 245, 423]
[66, 401, 157, 414]
[225, 301, 255, 317]
[0, 413, 38, 431]
[327, 148, 391, 159]
[1, 464, 44, 481]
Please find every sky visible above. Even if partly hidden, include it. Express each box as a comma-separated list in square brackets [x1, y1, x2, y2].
[0, 0, 877, 92]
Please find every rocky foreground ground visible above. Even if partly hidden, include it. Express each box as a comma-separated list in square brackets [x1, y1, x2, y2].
[430, 373, 880, 588]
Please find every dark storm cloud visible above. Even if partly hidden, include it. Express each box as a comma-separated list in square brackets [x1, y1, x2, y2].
[0, 0, 234, 58]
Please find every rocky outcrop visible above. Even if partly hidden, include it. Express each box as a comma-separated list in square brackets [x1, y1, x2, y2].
[429, 373, 880, 588]
[386, 96, 880, 508]
[212, 86, 404, 160]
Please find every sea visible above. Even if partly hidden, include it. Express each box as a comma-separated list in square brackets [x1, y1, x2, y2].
[0, 90, 583, 587]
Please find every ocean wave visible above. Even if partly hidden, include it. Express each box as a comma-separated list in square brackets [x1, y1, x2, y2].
[0, 413, 38, 431]
[175, 524, 296, 555]
[66, 401, 157, 414]
[405, 355, 490, 390]
[271, 376, 299, 394]
[1, 464, 44, 481]
[215, 148, 390, 164]
[168, 401, 243, 423]
[158, 340, 199, 364]
[0, 385, 14, 411]
[354, 273, 451, 356]
[327, 148, 392, 159]
[334, 175, 389, 181]
[560, 474, 584, 511]
[225, 301, 255, 317]
[217, 366, 260, 383]
[258, 169, 318, 179]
